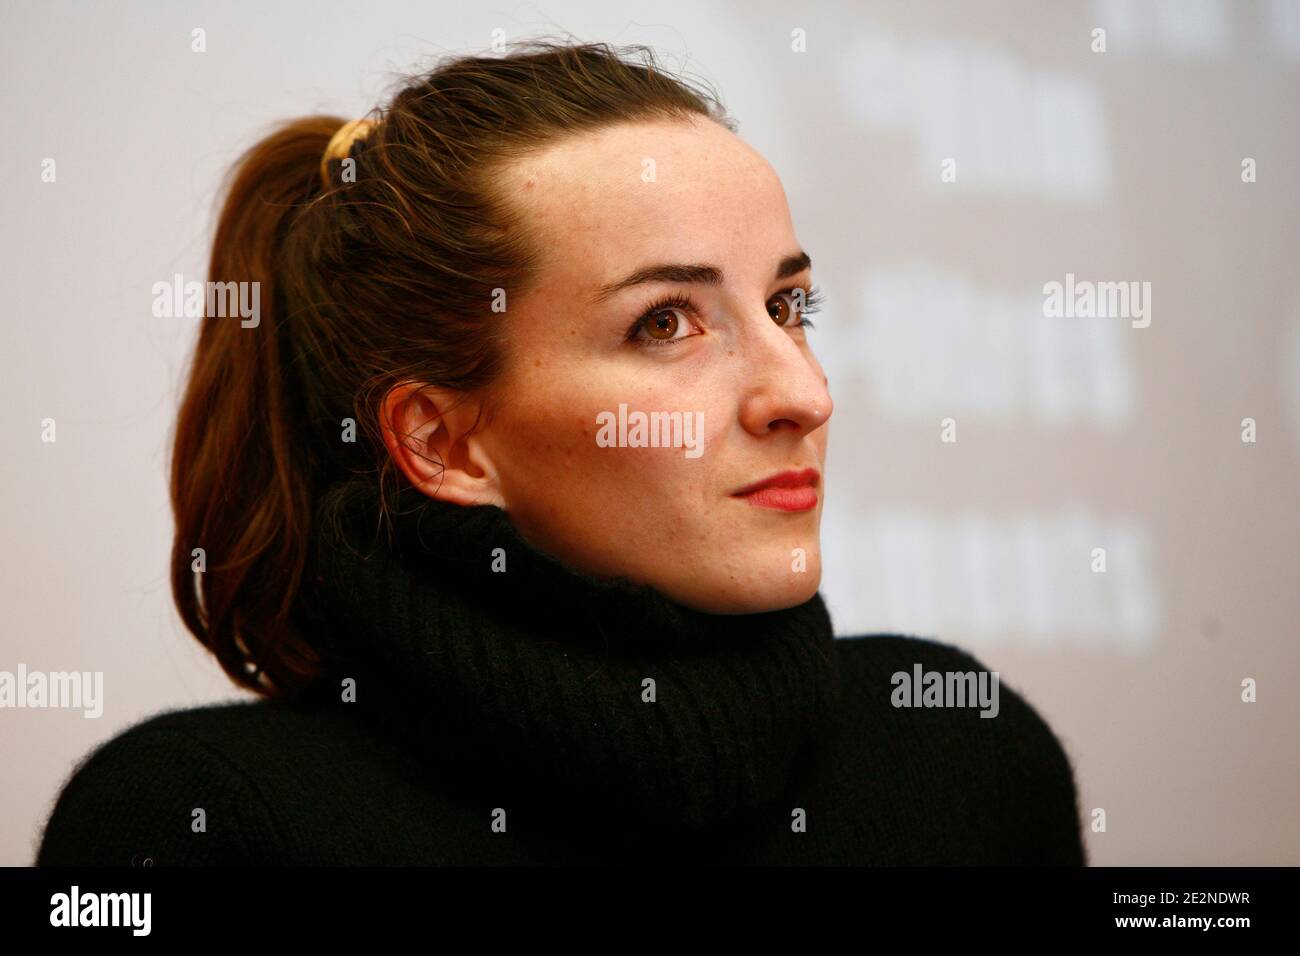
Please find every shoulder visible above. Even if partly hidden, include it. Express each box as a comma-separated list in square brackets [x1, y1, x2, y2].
[833, 632, 1081, 781]
[831, 633, 1088, 864]
[832, 631, 1014, 711]
[35, 699, 331, 866]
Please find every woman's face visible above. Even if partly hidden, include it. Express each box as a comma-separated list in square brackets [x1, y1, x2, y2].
[417, 115, 832, 614]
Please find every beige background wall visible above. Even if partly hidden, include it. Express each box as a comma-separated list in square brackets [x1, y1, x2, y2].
[2, 0, 1296, 865]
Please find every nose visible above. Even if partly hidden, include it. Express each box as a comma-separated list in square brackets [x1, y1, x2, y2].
[736, 316, 833, 437]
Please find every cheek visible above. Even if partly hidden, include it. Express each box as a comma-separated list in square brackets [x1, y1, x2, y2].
[488, 375, 631, 493]
[492, 358, 728, 517]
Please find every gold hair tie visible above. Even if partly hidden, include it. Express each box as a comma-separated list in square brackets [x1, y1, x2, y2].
[320, 118, 377, 189]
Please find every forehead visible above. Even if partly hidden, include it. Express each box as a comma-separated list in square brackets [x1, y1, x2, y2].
[499, 117, 794, 290]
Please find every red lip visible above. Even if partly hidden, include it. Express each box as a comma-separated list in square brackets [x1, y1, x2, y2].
[731, 468, 820, 497]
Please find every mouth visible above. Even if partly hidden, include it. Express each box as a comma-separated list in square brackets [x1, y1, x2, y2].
[730, 468, 820, 512]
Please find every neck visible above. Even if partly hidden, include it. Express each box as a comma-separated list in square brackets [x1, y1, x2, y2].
[293, 481, 843, 837]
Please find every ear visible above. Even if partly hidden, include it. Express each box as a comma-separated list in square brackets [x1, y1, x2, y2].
[379, 382, 505, 508]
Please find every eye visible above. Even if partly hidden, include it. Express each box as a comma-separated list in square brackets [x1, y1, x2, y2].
[624, 284, 824, 349]
[770, 284, 824, 329]
[626, 294, 700, 348]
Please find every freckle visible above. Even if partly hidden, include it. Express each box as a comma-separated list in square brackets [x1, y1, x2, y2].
[534, 359, 542, 367]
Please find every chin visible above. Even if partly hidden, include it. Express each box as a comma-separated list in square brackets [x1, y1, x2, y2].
[675, 565, 823, 615]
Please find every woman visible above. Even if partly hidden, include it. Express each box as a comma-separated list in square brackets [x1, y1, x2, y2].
[36, 40, 1086, 865]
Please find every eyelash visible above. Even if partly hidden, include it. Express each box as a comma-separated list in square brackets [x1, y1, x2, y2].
[625, 284, 825, 348]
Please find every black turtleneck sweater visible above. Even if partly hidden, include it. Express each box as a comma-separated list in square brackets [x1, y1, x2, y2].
[36, 483, 1088, 865]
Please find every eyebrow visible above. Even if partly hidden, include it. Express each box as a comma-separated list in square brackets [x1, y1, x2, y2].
[589, 251, 812, 304]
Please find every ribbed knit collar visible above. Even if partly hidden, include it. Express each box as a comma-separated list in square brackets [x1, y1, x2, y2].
[293, 481, 842, 843]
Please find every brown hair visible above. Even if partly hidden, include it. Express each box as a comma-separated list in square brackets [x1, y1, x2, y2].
[169, 39, 733, 700]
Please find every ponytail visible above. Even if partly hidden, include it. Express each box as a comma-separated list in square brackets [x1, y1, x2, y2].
[170, 116, 343, 697]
